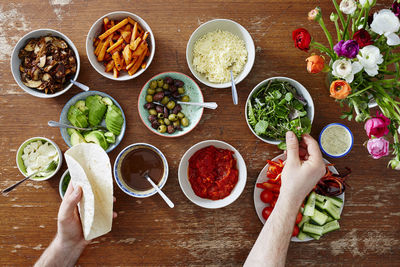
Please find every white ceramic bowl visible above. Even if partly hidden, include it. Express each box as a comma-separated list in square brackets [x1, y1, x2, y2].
[186, 19, 255, 88]
[86, 11, 155, 81]
[59, 169, 70, 199]
[245, 77, 315, 145]
[114, 143, 169, 198]
[10, 29, 80, 98]
[16, 137, 63, 181]
[178, 140, 247, 209]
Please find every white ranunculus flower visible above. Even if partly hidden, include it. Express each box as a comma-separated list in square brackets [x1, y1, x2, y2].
[359, 0, 373, 7]
[332, 59, 362, 83]
[371, 9, 400, 46]
[357, 45, 384, 77]
[340, 0, 357, 15]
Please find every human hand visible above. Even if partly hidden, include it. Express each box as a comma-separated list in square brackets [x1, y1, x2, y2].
[280, 131, 326, 206]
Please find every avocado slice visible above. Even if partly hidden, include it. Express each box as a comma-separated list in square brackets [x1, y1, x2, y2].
[75, 100, 89, 115]
[102, 97, 113, 106]
[67, 105, 88, 128]
[105, 105, 124, 135]
[104, 131, 116, 144]
[67, 128, 77, 136]
[71, 131, 86, 146]
[84, 131, 109, 150]
[86, 95, 107, 126]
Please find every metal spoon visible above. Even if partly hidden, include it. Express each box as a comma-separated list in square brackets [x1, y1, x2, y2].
[230, 70, 238, 105]
[177, 101, 218, 110]
[48, 121, 105, 131]
[2, 160, 58, 195]
[70, 80, 89, 91]
[143, 171, 174, 208]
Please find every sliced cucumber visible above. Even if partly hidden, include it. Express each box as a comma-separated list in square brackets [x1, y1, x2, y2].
[304, 192, 316, 216]
[303, 223, 323, 236]
[315, 200, 325, 211]
[308, 233, 321, 240]
[322, 211, 334, 223]
[297, 231, 311, 240]
[298, 215, 310, 228]
[322, 220, 340, 234]
[323, 199, 341, 220]
[315, 193, 325, 203]
[310, 209, 328, 226]
[327, 196, 343, 208]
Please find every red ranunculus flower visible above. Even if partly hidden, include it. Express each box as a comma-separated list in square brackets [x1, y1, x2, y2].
[353, 29, 373, 48]
[292, 28, 311, 51]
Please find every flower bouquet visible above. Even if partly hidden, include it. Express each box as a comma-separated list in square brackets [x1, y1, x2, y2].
[292, 0, 400, 169]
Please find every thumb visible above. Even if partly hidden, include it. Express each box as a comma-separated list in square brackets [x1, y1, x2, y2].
[60, 186, 82, 217]
[285, 131, 300, 166]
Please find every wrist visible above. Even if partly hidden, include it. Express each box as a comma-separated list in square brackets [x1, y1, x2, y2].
[53, 234, 87, 256]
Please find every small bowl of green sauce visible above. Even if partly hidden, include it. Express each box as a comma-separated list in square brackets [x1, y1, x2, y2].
[319, 123, 353, 158]
[59, 169, 71, 199]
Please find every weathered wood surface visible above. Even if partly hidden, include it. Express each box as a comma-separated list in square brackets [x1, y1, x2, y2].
[0, 0, 399, 266]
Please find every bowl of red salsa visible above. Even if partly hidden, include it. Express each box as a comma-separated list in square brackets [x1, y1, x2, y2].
[178, 140, 247, 209]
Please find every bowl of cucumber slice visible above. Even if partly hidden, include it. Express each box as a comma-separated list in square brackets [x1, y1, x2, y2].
[59, 91, 126, 153]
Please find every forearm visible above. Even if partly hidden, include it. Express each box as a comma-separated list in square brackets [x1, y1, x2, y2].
[244, 193, 302, 267]
[35, 235, 86, 267]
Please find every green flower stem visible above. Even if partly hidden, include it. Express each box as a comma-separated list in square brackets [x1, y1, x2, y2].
[318, 17, 334, 50]
[347, 84, 372, 98]
[363, 6, 372, 28]
[355, 6, 366, 28]
[310, 41, 335, 59]
[332, 0, 346, 31]
[385, 56, 400, 66]
[342, 16, 351, 40]
[333, 18, 342, 41]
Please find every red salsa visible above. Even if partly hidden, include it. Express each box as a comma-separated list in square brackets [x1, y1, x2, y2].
[188, 146, 238, 200]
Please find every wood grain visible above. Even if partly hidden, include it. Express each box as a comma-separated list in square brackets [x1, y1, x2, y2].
[0, 0, 399, 266]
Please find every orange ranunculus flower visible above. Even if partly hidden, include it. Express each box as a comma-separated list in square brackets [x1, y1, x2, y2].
[306, 55, 325, 74]
[330, 80, 351, 99]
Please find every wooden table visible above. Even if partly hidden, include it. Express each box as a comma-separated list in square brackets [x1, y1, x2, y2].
[1, 0, 399, 266]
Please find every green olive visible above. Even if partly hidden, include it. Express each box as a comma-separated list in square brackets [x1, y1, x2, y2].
[163, 83, 169, 90]
[177, 112, 185, 119]
[161, 96, 169, 105]
[157, 113, 164, 119]
[147, 88, 156, 95]
[164, 118, 171, 125]
[168, 114, 177, 121]
[158, 119, 165, 125]
[150, 80, 157, 89]
[149, 109, 157, 116]
[156, 87, 163, 93]
[173, 120, 180, 128]
[181, 95, 190, 102]
[157, 79, 164, 87]
[145, 94, 153, 103]
[158, 125, 167, 133]
[181, 117, 189, 127]
[178, 87, 185, 94]
[166, 101, 176, 110]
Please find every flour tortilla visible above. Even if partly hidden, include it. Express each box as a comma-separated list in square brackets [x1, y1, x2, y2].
[64, 143, 113, 240]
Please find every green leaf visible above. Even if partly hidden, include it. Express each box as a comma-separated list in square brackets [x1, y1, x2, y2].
[277, 142, 287, 150]
[254, 120, 269, 135]
[272, 90, 282, 99]
[285, 92, 293, 102]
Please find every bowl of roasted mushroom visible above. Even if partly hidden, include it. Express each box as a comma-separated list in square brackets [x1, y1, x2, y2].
[11, 29, 80, 98]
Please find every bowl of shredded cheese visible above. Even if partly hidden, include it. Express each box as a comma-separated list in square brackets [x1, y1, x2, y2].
[186, 19, 255, 88]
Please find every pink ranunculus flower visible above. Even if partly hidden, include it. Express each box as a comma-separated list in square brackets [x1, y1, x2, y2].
[364, 111, 390, 138]
[367, 138, 389, 159]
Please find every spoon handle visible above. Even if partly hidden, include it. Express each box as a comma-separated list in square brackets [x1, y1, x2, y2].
[177, 101, 218, 110]
[48, 120, 90, 131]
[2, 174, 35, 194]
[70, 80, 89, 91]
[230, 70, 238, 105]
[145, 176, 174, 208]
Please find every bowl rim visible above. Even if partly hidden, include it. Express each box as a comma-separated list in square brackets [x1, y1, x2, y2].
[59, 90, 126, 153]
[113, 143, 169, 198]
[10, 28, 80, 98]
[178, 139, 247, 209]
[85, 11, 155, 81]
[59, 169, 70, 199]
[318, 123, 354, 158]
[186, 18, 255, 89]
[137, 71, 204, 138]
[16, 136, 63, 181]
[244, 76, 315, 145]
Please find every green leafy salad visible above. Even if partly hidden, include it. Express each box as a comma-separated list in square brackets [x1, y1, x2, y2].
[67, 95, 124, 151]
[247, 80, 311, 146]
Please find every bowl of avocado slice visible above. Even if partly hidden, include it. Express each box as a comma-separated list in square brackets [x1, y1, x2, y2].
[59, 91, 126, 153]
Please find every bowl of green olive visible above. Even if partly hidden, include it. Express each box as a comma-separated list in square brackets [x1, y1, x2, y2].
[138, 72, 204, 137]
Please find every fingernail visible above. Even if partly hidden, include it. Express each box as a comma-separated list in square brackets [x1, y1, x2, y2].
[74, 186, 81, 196]
[286, 131, 295, 140]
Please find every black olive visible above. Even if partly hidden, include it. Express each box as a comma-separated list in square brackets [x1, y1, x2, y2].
[164, 76, 173, 85]
[144, 103, 154, 110]
[148, 115, 157, 122]
[153, 91, 165, 102]
[167, 125, 175, 134]
[151, 120, 161, 129]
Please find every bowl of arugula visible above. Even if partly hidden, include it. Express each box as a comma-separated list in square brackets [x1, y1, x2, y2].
[245, 77, 314, 146]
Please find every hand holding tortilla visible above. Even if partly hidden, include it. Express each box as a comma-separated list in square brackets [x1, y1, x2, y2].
[64, 143, 114, 240]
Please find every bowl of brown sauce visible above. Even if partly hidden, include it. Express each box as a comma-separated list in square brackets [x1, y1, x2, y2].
[114, 143, 169, 197]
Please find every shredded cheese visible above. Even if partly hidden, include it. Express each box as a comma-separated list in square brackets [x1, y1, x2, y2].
[192, 29, 247, 83]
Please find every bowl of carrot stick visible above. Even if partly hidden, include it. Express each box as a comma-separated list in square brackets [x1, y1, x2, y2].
[86, 11, 155, 81]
